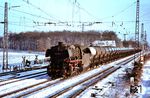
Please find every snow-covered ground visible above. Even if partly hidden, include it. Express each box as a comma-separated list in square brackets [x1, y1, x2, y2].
[0, 51, 44, 64]
[78, 56, 137, 98]
[140, 60, 150, 98]
[0, 51, 143, 98]
[0, 53, 136, 98]
[0, 51, 45, 72]
[21, 54, 139, 98]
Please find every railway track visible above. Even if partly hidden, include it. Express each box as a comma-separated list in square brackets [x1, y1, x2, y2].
[64, 55, 137, 98]
[48, 55, 136, 98]
[0, 65, 47, 77]
[0, 71, 47, 86]
[0, 75, 51, 98]
[49, 66, 117, 98]
[0, 77, 65, 98]
[0, 54, 139, 98]
[0, 68, 47, 81]
[19, 67, 114, 98]
[19, 55, 137, 98]
[0, 66, 114, 98]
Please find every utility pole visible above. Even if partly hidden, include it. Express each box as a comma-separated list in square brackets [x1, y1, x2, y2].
[144, 30, 147, 50]
[72, 0, 76, 27]
[135, 0, 140, 48]
[141, 23, 144, 50]
[82, 23, 84, 32]
[134, 0, 140, 62]
[123, 33, 127, 41]
[133, 0, 140, 67]
[130, 0, 142, 95]
[3, 2, 8, 70]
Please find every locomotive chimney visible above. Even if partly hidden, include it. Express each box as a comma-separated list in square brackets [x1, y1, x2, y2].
[58, 42, 63, 46]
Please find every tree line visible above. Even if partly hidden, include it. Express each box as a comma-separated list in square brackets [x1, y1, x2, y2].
[0, 30, 123, 51]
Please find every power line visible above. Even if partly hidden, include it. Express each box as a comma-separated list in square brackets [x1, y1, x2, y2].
[0, 5, 55, 21]
[9, 22, 35, 28]
[10, 8, 52, 21]
[72, 1, 136, 21]
[69, 0, 99, 21]
[8, 22, 42, 30]
[113, 1, 136, 17]
[0, 1, 139, 24]
[67, 0, 137, 35]
[9, 15, 34, 22]
[99, 1, 136, 20]
[140, 12, 150, 23]
[21, 0, 62, 22]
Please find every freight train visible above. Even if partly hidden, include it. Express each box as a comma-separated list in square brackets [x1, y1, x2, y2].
[45, 42, 141, 79]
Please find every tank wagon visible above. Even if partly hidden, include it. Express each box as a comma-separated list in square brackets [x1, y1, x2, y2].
[45, 42, 141, 79]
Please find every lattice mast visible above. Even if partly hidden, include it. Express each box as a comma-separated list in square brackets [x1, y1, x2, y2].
[3, 2, 8, 70]
[141, 23, 144, 50]
[144, 31, 147, 50]
[135, 0, 140, 48]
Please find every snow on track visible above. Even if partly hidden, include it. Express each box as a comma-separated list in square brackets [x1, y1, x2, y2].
[140, 60, 150, 98]
[25, 54, 139, 98]
[0, 69, 46, 81]
[0, 53, 141, 98]
[0, 74, 49, 96]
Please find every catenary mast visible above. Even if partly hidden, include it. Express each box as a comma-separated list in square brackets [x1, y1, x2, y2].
[3, 2, 8, 70]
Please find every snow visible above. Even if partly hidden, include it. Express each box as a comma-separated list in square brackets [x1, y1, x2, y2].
[0, 74, 49, 96]
[0, 68, 46, 81]
[76, 54, 150, 98]
[65, 56, 136, 98]
[25, 54, 138, 98]
[0, 51, 45, 72]
[140, 60, 150, 98]
[0, 51, 44, 64]
[0, 51, 143, 98]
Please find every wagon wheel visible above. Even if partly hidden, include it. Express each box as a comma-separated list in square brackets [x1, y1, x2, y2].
[90, 55, 96, 69]
[62, 62, 70, 78]
[62, 66, 68, 78]
[68, 63, 80, 76]
[78, 62, 83, 73]
[47, 66, 51, 76]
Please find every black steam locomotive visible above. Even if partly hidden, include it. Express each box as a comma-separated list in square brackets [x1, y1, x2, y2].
[45, 42, 141, 79]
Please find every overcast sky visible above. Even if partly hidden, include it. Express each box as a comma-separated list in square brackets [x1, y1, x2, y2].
[0, 0, 150, 42]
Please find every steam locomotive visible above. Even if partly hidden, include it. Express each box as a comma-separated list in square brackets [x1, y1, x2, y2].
[45, 42, 141, 79]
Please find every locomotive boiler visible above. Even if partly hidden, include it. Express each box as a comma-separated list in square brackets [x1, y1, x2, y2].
[45, 42, 84, 78]
[45, 42, 141, 79]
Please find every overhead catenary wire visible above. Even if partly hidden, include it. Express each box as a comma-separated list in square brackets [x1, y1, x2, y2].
[9, 22, 35, 28]
[113, 1, 136, 17]
[0, 4, 67, 27]
[0, 5, 56, 22]
[68, 0, 99, 21]
[0, 0, 149, 41]
[11, 9, 52, 21]
[69, 0, 137, 22]
[1, 5, 149, 29]
[67, 0, 138, 35]
[8, 22, 42, 30]
[21, 0, 62, 22]
[99, 1, 136, 20]
[0, 1, 140, 24]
